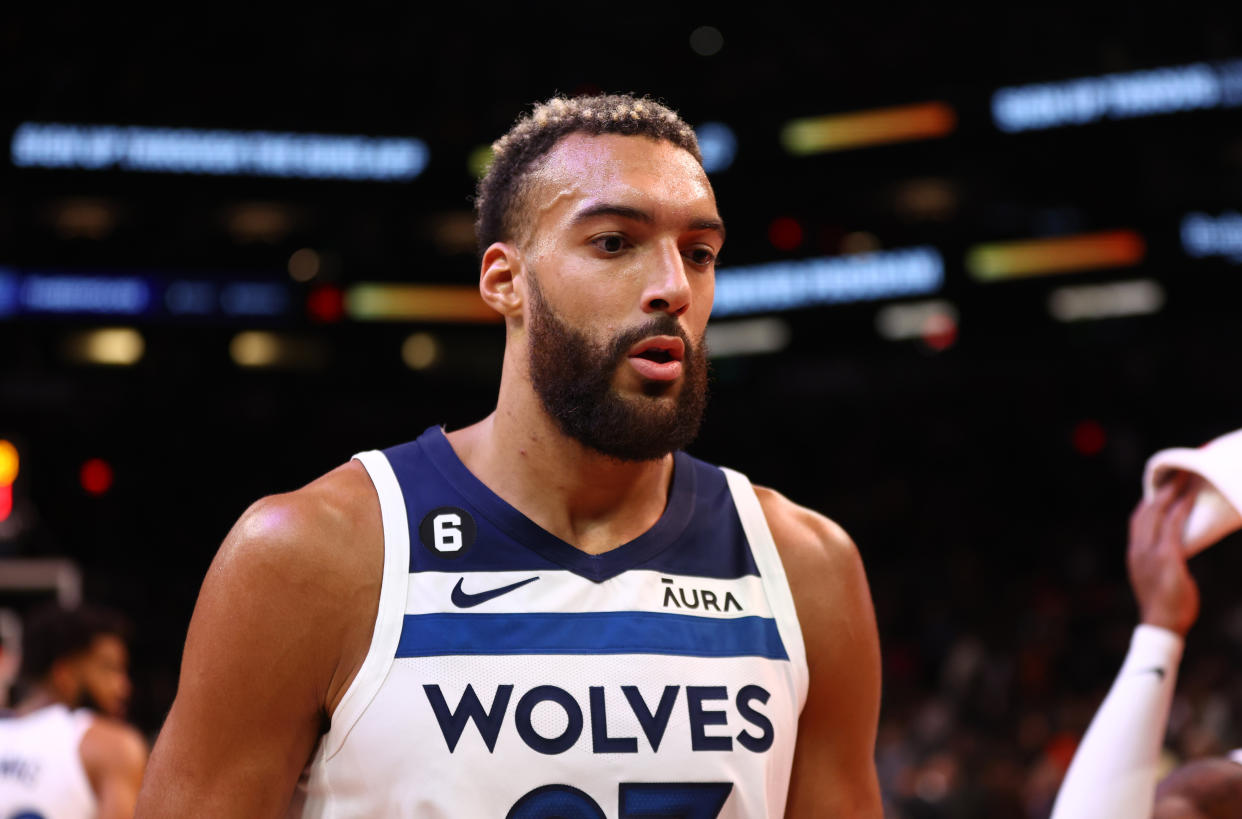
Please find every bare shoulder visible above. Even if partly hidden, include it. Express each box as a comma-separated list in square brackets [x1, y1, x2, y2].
[185, 457, 382, 720]
[219, 459, 380, 581]
[752, 486, 884, 816]
[750, 483, 877, 673]
[137, 459, 384, 815]
[206, 458, 383, 707]
[751, 484, 859, 579]
[80, 715, 147, 781]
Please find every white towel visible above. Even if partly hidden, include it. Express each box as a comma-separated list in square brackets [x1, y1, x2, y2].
[1142, 428, 1242, 555]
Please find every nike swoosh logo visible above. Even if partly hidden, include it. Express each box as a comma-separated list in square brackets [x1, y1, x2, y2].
[451, 576, 540, 608]
[1135, 666, 1166, 681]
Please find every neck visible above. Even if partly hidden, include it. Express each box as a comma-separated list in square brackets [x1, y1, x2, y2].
[15, 686, 69, 716]
[446, 364, 675, 555]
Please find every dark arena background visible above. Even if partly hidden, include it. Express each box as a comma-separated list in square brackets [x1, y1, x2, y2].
[3, 8, 1242, 817]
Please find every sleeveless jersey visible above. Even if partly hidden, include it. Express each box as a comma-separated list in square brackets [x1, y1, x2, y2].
[0, 705, 96, 819]
[295, 426, 808, 818]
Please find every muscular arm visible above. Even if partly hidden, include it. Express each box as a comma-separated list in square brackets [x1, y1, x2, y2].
[756, 487, 883, 819]
[80, 718, 147, 819]
[135, 461, 382, 818]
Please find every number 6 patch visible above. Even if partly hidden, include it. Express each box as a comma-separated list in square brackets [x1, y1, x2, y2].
[418, 506, 478, 559]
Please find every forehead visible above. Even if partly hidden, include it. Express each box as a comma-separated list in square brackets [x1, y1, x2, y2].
[524, 133, 717, 229]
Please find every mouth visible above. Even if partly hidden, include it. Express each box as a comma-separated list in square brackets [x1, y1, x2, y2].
[626, 336, 685, 363]
[625, 336, 685, 382]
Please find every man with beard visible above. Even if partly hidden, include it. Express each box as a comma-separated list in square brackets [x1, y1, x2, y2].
[136, 95, 882, 818]
[0, 604, 146, 817]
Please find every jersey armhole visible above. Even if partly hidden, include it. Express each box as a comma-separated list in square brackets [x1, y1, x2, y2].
[720, 467, 810, 711]
[70, 707, 96, 738]
[319, 449, 411, 760]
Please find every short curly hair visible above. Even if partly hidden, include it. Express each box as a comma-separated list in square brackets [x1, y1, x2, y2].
[474, 94, 703, 256]
[20, 602, 130, 681]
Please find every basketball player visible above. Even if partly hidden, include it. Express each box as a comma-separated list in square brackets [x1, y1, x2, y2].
[135, 95, 883, 817]
[1051, 473, 1242, 818]
[0, 604, 147, 817]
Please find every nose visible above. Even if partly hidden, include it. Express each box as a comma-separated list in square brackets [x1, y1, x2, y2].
[642, 240, 691, 317]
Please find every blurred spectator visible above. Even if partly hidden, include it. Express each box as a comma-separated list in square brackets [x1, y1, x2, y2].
[0, 604, 146, 818]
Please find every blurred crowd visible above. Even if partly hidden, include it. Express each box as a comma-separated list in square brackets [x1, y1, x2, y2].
[872, 533, 1242, 818]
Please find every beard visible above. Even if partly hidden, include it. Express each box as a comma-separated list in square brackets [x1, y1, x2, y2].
[526, 272, 709, 462]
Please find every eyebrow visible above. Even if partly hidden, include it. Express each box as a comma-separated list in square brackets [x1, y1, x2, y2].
[572, 203, 726, 241]
[690, 217, 727, 241]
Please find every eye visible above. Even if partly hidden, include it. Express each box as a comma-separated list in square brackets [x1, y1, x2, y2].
[687, 247, 717, 267]
[591, 234, 629, 254]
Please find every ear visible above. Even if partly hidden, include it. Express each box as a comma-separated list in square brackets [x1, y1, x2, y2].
[479, 242, 524, 319]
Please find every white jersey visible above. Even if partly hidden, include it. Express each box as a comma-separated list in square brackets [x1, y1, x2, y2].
[0, 705, 96, 819]
[294, 427, 809, 818]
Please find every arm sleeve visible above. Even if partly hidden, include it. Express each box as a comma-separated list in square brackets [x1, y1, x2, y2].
[1049, 625, 1184, 819]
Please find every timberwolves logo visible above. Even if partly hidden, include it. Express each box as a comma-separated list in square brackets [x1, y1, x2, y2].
[419, 506, 478, 559]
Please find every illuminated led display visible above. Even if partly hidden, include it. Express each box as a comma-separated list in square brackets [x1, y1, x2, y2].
[228, 331, 327, 369]
[164, 281, 217, 315]
[346, 284, 501, 323]
[875, 300, 959, 341]
[230, 331, 281, 368]
[11, 123, 429, 181]
[781, 102, 956, 155]
[713, 247, 944, 317]
[0, 269, 17, 317]
[992, 60, 1242, 132]
[0, 438, 19, 523]
[1048, 279, 1165, 322]
[0, 269, 292, 319]
[1182, 211, 1242, 262]
[704, 318, 791, 358]
[220, 282, 289, 317]
[966, 231, 1145, 281]
[0, 441, 18, 487]
[307, 286, 344, 323]
[21, 274, 151, 315]
[695, 122, 737, 173]
[64, 328, 146, 365]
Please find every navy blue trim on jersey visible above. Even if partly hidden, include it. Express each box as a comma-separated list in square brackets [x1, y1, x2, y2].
[641, 462, 761, 580]
[394, 612, 789, 660]
[420, 426, 696, 582]
[382, 427, 760, 582]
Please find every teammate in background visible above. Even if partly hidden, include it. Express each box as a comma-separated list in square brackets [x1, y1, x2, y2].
[0, 604, 147, 818]
[1051, 473, 1242, 819]
[137, 94, 883, 817]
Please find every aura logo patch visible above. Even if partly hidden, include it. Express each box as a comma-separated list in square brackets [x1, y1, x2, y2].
[419, 506, 478, 559]
[660, 578, 743, 612]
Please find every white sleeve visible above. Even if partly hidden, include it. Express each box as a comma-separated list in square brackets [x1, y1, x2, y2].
[1049, 625, 1184, 819]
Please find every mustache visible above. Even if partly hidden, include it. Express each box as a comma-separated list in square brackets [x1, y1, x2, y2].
[606, 313, 696, 361]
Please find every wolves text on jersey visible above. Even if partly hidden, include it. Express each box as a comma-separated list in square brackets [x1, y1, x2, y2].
[424, 684, 773, 756]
